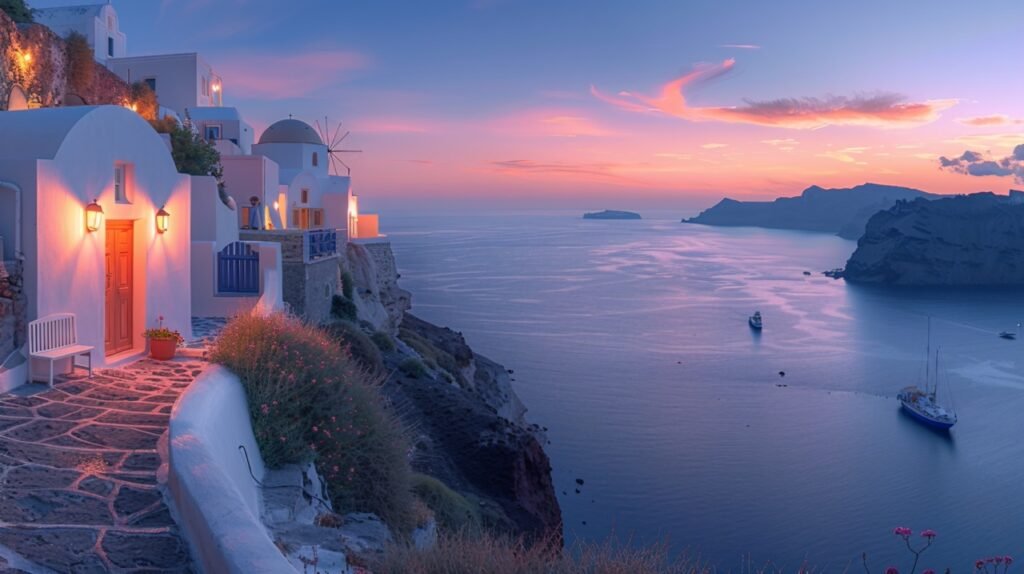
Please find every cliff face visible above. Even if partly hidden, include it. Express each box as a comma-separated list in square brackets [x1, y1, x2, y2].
[340, 242, 562, 541]
[844, 192, 1024, 285]
[1, 11, 129, 110]
[685, 183, 936, 239]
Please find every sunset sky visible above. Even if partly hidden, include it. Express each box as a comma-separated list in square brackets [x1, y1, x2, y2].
[32, 0, 1024, 210]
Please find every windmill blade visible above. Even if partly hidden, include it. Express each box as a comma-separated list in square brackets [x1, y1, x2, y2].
[331, 123, 345, 150]
[328, 153, 343, 176]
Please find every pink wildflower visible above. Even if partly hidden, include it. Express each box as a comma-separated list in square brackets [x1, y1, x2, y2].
[260, 404, 269, 415]
[923, 570, 935, 574]
[1005, 556, 1014, 566]
[312, 426, 318, 433]
[885, 567, 899, 574]
[921, 529, 937, 539]
[976, 560, 985, 570]
[893, 527, 912, 537]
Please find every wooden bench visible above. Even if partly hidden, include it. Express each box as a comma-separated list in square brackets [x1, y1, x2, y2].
[28, 313, 94, 387]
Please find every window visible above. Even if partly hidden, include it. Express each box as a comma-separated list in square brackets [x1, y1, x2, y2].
[107, 37, 114, 57]
[205, 125, 221, 141]
[312, 152, 319, 167]
[114, 163, 130, 203]
[312, 209, 323, 228]
[201, 76, 209, 97]
[300, 189, 309, 204]
[107, 15, 114, 28]
[240, 206, 251, 229]
[144, 78, 156, 92]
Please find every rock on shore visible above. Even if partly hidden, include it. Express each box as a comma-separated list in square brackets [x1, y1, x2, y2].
[843, 191, 1024, 285]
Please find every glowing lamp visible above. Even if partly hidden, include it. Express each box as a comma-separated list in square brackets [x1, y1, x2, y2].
[155, 206, 170, 234]
[85, 199, 103, 232]
[21, 52, 31, 65]
[212, 83, 221, 93]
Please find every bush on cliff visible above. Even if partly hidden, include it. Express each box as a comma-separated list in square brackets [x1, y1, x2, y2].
[64, 32, 94, 95]
[331, 293, 358, 322]
[410, 473, 483, 534]
[399, 327, 464, 385]
[372, 331, 395, 352]
[0, 0, 33, 23]
[323, 319, 384, 375]
[399, 357, 428, 379]
[211, 313, 414, 531]
[372, 531, 698, 573]
[150, 115, 223, 178]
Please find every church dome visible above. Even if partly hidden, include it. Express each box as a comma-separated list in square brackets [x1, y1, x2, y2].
[258, 118, 324, 145]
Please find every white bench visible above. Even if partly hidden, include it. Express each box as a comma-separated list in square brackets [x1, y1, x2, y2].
[28, 313, 94, 387]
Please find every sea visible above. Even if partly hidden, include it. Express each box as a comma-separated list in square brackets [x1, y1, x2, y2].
[384, 211, 1024, 571]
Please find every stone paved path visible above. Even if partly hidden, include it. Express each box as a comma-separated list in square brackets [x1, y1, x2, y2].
[0, 358, 207, 573]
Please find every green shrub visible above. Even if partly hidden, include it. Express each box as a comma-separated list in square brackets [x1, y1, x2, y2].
[323, 320, 384, 375]
[0, 0, 33, 23]
[411, 474, 482, 534]
[341, 270, 355, 300]
[65, 32, 94, 95]
[150, 114, 222, 178]
[371, 331, 395, 353]
[210, 313, 413, 531]
[399, 328, 464, 385]
[399, 358, 428, 379]
[331, 294, 358, 322]
[372, 531, 700, 573]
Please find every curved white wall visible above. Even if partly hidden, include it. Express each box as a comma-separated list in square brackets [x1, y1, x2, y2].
[168, 365, 297, 573]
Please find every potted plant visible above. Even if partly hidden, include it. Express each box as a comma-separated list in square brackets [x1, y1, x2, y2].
[144, 315, 184, 361]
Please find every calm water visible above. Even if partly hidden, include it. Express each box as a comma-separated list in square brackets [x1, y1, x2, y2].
[385, 213, 1024, 571]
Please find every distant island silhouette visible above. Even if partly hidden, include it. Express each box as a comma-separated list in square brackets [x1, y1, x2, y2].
[583, 210, 642, 220]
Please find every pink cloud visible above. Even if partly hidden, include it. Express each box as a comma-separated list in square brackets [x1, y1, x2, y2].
[489, 160, 644, 185]
[956, 114, 1023, 127]
[350, 118, 435, 134]
[219, 50, 369, 99]
[591, 60, 957, 130]
[720, 44, 761, 50]
[490, 109, 616, 138]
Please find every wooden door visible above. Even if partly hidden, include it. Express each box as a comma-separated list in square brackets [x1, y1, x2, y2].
[105, 221, 134, 356]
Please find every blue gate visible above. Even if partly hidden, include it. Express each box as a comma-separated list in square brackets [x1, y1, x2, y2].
[217, 242, 260, 294]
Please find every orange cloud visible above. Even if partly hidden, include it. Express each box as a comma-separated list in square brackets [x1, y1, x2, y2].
[956, 114, 1023, 127]
[592, 60, 957, 130]
[219, 50, 368, 99]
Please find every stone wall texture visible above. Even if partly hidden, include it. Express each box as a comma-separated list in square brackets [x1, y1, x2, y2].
[0, 259, 26, 362]
[1, 11, 129, 110]
[280, 258, 338, 325]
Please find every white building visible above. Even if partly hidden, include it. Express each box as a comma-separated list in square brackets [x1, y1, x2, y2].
[187, 107, 255, 156]
[0, 106, 192, 369]
[108, 53, 223, 118]
[33, 3, 127, 64]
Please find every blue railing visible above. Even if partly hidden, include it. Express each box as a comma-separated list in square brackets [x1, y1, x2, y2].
[304, 229, 338, 262]
[217, 242, 260, 294]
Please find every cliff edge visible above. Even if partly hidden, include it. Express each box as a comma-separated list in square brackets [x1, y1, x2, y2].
[685, 183, 936, 239]
[843, 191, 1024, 285]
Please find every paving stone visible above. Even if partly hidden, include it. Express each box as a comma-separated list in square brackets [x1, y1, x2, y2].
[114, 487, 162, 517]
[122, 453, 162, 472]
[0, 442, 120, 469]
[0, 490, 113, 524]
[78, 476, 115, 497]
[58, 406, 105, 421]
[83, 387, 147, 402]
[2, 465, 81, 489]
[2, 419, 78, 441]
[71, 426, 160, 450]
[96, 412, 169, 427]
[35, 402, 84, 419]
[101, 531, 192, 570]
[0, 407, 31, 418]
[0, 527, 99, 572]
[128, 506, 176, 527]
[0, 419, 29, 433]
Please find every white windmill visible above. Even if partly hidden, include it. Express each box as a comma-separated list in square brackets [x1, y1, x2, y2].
[314, 117, 362, 176]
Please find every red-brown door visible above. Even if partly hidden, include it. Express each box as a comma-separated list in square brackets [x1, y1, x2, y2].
[105, 221, 134, 356]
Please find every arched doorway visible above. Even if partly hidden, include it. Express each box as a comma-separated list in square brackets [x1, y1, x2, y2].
[5, 86, 28, 111]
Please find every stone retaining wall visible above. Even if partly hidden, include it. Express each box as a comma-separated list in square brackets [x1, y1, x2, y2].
[1, 11, 129, 110]
[0, 259, 25, 361]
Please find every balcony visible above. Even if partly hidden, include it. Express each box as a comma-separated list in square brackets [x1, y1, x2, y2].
[238, 228, 340, 264]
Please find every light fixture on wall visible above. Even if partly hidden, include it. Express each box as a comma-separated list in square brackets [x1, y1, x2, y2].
[85, 199, 104, 232]
[20, 52, 31, 65]
[156, 206, 170, 233]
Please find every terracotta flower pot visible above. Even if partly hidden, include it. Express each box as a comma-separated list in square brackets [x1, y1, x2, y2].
[149, 338, 178, 361]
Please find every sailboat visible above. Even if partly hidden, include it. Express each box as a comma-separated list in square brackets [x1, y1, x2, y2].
[897, 319, 957, 430]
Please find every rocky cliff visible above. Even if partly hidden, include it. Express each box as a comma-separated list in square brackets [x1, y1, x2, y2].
[685, 183, 936, 239]
[340, 241, 562, 541]
[1, 11, 129, 110]
[843, 192, 1024, 285]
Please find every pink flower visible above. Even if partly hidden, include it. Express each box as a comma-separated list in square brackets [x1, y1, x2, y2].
[923, 570, 935, 574]
[893, 526, 912, 537]
[996, 557, 1005, 564]
[977, 560, 986, 570]
[260, 404, 269, 415]
[885, 567, 899, 574]
[921, 529, 937, 539]
[1005, 556, 1014, 566]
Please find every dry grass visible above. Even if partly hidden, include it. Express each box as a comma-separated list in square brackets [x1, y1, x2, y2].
[371, 530, 714, 574]
[211, 313, 414, 531]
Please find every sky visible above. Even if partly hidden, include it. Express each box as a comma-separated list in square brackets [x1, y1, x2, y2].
[30, 0, 1024, 211]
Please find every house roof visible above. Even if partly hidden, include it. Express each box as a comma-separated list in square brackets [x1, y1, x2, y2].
[0, 106, 131, 161]
[258, 119, 324, 146]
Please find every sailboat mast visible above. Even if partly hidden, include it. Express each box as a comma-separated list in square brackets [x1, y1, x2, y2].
[932, 347, 940, 402]
[925, 317, 931, 393]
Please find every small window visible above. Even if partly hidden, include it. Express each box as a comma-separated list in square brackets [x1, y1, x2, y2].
[300, 189, 309, 204]
[240, 206, 251, 229]
[205, 125, 221, 141]
[144, 78, 156, 92]
[312, 209, 323, 228]
[312, 152, 318, 167]
[202, 76, 209, 97]
[107, 15, 114, 28]
[107, 37, 114, 57]
[114, 163, 131, 203]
